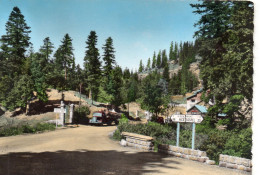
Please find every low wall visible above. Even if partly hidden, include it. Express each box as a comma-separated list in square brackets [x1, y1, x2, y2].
[219, 154, 252, 172]
[122, 132, 154, 151]
[158, 144, 214, 164]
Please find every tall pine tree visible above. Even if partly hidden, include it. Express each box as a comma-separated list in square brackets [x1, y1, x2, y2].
[84, 31, 102, 101]
[0, 6, 31, 77]
[102, 37, 115, 75]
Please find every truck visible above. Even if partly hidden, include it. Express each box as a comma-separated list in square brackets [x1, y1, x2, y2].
[89, 110, 120, 125]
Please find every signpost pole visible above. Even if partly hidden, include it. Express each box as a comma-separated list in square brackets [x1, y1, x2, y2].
[176, 122, 180, 147]
[192, 122, 196, 149]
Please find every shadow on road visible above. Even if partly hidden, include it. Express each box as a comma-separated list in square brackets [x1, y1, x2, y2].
[0, 150, 180, 175]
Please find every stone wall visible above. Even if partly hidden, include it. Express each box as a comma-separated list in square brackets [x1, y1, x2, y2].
[158, 144, 215, 165]
[219, 154, 252, 172]
[125, 137, 154, 151]
[122, 132, 154, 151]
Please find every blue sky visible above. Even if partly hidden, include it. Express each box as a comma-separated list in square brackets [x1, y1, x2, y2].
[0, 0, 200, 70]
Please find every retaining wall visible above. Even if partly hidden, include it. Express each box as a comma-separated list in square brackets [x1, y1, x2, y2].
[122, 132, 154, 151]
[158, 144, 214, 164]
[125, 137, 154, 151]
[219, 154, 252, 172]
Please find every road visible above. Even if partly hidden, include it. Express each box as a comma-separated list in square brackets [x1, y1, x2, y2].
[0, 125, 250, 175]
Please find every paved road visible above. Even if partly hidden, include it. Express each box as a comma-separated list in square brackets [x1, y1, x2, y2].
[0, 125, 250, 175]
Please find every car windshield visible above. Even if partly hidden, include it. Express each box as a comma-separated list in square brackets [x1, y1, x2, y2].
[93, 113, 102, 117]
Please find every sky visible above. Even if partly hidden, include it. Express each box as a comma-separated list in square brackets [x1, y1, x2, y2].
[0, 0, 200, 70]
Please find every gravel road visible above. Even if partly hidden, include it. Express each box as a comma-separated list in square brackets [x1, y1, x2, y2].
[0, 125, 250, 175]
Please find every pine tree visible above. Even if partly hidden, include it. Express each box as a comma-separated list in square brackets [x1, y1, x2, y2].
[146, 58, 151, 70]
[161, 49, 168, 68]
[84, 31, 102, 101]
[39, 37, 54, 63]
[156, 50, 161, 68]
[0, 6, 31, 76]
[30, 53, 48, 102]
[191, 1, 253, 127]
[138, 60, 143, 73]
[173, 42, 178, 61]
[169, 41, 174, 60]
[54, 34, 74, 81]
[152, 52, 156, 68]
[102, 37, 115, 75]
[163, 63, 170, 83]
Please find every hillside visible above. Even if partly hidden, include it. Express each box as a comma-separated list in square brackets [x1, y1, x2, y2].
[138, 59, 203, 89]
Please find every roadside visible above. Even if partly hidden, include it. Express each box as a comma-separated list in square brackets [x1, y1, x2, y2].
[0, 125, 250, 175]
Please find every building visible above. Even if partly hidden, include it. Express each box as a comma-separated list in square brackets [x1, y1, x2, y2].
[186, 105, 227, 118]
[186, 88, 203, 110]
[186, 105, 207, 116]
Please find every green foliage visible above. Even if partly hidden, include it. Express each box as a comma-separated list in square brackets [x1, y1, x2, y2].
[138, 60, 143, 73]
[97, 86, 114, 103]
[39, 37, 54, 61]
[119, 113, 129, 124]
[0, 123, 56, 137]
[198, 128, 252, 163]
[223, 128, 252, 159]
[191, 1, 253, 127]
[152, 52, 156, 68]
[84, 31, 102, 101]
[30, 52, 48, 102]
[169, 41, 174, 60]
[140, 73, 168, 117]
[116, 122, 174, 139]
[102, 37, 115, 75]
[73, 106, 90, 124]
[156, 50, 161, 68]
[0, 6, 31, 77]
[4, 75, 34, 111]
[146, 58, 151, 70]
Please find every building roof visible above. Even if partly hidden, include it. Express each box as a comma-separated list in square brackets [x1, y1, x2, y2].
[187, 88, 203, 99]
[187, 105, 227, 117]
[187, 105, 207, 113]
[218, 113, 227, 117]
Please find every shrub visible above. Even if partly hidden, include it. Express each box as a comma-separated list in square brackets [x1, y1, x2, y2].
[120, 114, 128, 123]
[112, 129, 123, 140]
[223, 128, 252, 159]
[0, 123, 56, 137]
[73, 106, 90, 124]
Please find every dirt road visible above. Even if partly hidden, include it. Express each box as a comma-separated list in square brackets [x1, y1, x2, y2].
[0, 125, 250, 175]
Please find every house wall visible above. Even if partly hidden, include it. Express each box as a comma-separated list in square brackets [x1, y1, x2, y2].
[186, 92, 202, 110]
[186, 108, 201, 115]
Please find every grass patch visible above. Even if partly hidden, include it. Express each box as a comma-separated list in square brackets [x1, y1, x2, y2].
[0, 123, 56, 137]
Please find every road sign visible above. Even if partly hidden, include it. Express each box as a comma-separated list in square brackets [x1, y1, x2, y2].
[185, 115, 203, 123]
[171, 114, 186, 123]
[54, 108, 66, 113]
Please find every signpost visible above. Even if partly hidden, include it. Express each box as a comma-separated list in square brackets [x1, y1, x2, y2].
[171, 114, 203, 149]
[54, 108, 66, 114]
[53, 101, 66, 127]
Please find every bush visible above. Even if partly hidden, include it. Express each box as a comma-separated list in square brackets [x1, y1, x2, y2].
[198, 128, 252, 163]
[113, 120, 252, 163]
[73, 106, 90, 124]
[112, 129, 123, 140]
[0, 123, 56, 137]
[223, 128, 252, 159]
[119, 113, 128, 123]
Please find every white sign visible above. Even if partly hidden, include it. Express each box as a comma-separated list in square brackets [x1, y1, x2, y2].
[171, 114, 203, 123]
[171, 114, 186, 123]
[185, 115, 203, 123]
[54, 108, 66, 113]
